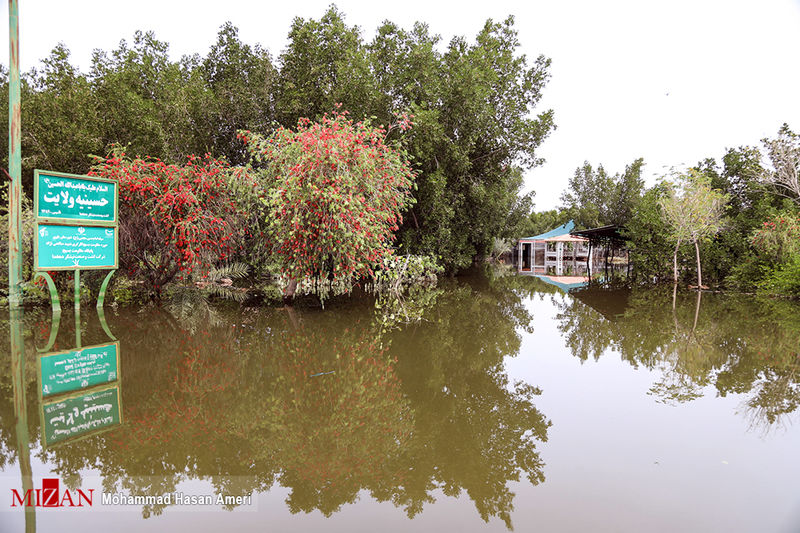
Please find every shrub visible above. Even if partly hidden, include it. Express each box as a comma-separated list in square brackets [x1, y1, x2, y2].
[239, 110, 416, 299]
[90, 146, 257, 299]
[757, 255, 800, 297]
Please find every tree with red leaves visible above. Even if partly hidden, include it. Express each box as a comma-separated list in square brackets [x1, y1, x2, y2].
[239, 110, 416, 302]
[90, 146, 257, 299]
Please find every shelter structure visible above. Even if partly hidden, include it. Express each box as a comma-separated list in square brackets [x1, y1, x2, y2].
[516, 220, 590, 275]
[571, 224, 629, 274]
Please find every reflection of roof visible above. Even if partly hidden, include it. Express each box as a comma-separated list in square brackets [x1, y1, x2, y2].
[520, 220, 575, 241]
[570, 286, 631, 321]
[534, 275, 589, 292]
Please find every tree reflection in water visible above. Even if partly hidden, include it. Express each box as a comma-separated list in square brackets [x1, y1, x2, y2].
[0, 276, 549, 530]
[555, 284, 800, 431]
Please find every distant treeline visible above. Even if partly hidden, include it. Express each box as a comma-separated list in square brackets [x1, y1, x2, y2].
[0, 6, 554, 272]
[520, 124, 800, 296]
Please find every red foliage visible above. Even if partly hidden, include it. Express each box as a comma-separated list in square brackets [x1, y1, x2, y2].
[90, 147, 257, 295]
[752, 211, 800, 263]
[238, 110, 416, 284]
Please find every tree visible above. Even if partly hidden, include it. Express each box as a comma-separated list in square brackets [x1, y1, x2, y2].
[757, 123, 800, 205]
[22, 44, 101, 178]
[518, 208, 571, 239]
[274, 8, 555, 271]
[274, 6, 378, 127]
[239, 111, 416, 303]
[659, 171, 728, 288]
[405, 17, 553, 268]
[202, 22, 276, 165]
[560, 158, 644, 229]
[622, 184, 673, 281]
[89, 146, 257, 299]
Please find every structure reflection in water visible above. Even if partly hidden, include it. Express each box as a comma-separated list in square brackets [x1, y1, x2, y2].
[1, 270, 798, 529]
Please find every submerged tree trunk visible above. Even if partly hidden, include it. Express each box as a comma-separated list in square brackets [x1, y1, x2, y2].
[283, 278, 298, 306]
[672, 279, 678, 311]
[693, 239, 703, 289]
[692, 289, 702, 333]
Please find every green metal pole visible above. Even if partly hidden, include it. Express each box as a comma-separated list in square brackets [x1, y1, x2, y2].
[10, 307, 36, 532]
[8, 0, 22, 307]
[74, 268, 80, 308]
[74, 269, 81, 347]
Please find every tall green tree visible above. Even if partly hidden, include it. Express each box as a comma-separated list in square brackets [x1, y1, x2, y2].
[202, 22, 276, 165]
[622, 184, 673, 281]
[89, 30, 200, 162]
[274, 8, 554, 270]
[388, 17, 554, 269]
[274, 6, 378, 127]
[560, 158, 644, 229]
[23, 44, 101, 177]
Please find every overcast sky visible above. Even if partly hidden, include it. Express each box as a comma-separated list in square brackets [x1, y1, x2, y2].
[2, 0, 799, 210]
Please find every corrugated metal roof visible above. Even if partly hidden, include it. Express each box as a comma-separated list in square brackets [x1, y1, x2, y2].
[520, 220, 575, 241]
[534, 274, 589, 292]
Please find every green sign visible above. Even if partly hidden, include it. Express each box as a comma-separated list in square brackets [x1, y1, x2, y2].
[35, 224, 118, 271]
[39, 342, 119, 398]
[34, 170, 117, 225]
[42, 385, 122, 446]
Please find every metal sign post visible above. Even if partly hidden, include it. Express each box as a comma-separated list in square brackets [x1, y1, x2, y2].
[7, 0, 22, 308]
[33, 170, 119, 340]
[33, 170, 119, 348]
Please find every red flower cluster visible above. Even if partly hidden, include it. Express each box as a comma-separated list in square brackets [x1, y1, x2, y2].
[238, 110, 416, 284]
[90, 149, 257, 281]
[752, 212, 800, 262]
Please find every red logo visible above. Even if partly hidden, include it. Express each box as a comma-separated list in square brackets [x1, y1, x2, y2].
[11, 478, 93, 508]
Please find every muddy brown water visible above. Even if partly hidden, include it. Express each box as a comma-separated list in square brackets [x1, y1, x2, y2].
[1, 273, 799, 532]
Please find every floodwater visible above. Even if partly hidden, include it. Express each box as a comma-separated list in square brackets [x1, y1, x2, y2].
[1, 271, 799, 532]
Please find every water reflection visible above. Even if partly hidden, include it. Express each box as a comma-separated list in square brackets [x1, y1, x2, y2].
[9, 306, 35, 532]
[2, 274, 799, 530]
[556, 285, 800, 430]
[0, 277, 550, 529]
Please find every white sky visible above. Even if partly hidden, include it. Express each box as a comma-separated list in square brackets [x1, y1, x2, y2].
[2, 0, 799, 210]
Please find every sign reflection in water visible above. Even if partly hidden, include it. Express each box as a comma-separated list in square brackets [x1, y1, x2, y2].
[35, 311, 123, 449]
[1, 271, 799, 529]
[39, 342, 119, 398]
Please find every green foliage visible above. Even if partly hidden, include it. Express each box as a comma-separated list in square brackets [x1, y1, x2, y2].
[202, 22, 276, 166]
[757, 255, 800, 297]
[240, 111, 416, 289]
[277, 8, 554, 270]
[622, 184, 673, 281]
[560, 158, 644, 229]
[275, 6, 378, 126]
[2, 9, 554, 284]
[689, 149, 772, 284]
[517, 208, 571, 239]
